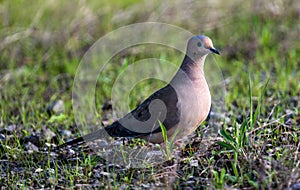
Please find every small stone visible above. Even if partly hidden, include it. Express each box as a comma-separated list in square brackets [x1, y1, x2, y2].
[25, 142, 39, 152]
[35, 168, 43, 173]
[0, 134, 5, 141]
[52, 100, 64, 114]
[47, 168, 55, 174]
[285, 118, 295, 125]
[112, 141, 123, 146]
[68, 149, 75, 155]
[6, 124, 16, 133]
[44, 128, 56, 141]
[60, 130, 72, 137]
[292, 182, 300, 190]
[43, 128, 56, 141]
[46, 100, 65, 115]
[141, 183, 151, 188]
[190, 159, 198, 167]
[99, 171, 111, 177]
[187, 180, 195, 184]
[44, 142, 52, 147]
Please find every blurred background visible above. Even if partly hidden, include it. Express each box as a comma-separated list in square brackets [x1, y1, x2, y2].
[1, 0, 299, 124]
[1, 0, 299, 118]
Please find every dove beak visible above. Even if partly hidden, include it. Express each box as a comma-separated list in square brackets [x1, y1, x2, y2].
[209, 47, 220, 55]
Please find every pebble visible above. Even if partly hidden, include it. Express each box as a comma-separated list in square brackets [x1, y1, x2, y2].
[0, 134, 5, 141]
[60, 129, 72, 137]
[35, 168, 43, 173]
[190, 159, 199, 167]
[291, 182, 300, 190]
[6, 124, 16, 133]
[43, 128, 56, 141]
[25, 142, 39, 152]
[46, 100, 65, 115]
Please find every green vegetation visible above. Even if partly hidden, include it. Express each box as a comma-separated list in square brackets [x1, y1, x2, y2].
[0, 0, 299, 189]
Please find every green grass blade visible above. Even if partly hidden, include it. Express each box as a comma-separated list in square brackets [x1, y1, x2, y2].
[219, 128, 236, 144]
[217, 141, 236, 151]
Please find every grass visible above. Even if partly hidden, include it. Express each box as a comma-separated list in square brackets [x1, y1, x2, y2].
[0, 0, 299, 189]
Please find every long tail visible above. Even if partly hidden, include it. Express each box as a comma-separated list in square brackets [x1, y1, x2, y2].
[57, 128, 107, 149]
[57, 121, 149, 149]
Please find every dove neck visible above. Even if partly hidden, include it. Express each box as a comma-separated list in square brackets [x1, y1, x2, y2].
[180, 55, 206, 80]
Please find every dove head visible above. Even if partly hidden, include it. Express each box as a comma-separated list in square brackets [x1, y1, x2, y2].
[186, 35, 220, 62]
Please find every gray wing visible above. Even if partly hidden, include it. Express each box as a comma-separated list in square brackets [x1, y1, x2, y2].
[58, 85, 181, 148]
[105, 84, 181, 137]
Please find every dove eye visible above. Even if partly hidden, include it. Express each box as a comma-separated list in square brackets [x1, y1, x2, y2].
[197, 42, 202, 47]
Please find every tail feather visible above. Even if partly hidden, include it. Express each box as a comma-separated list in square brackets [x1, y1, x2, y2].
[57, 129, 106, 149]
[58, 121, 150, 149]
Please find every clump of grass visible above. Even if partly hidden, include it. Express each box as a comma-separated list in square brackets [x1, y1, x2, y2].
[157, 121, 180, 161]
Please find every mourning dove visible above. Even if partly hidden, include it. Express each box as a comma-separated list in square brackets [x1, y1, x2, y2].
[58, 35, 220, 148]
